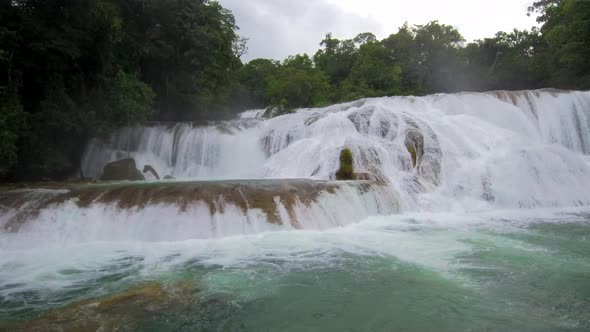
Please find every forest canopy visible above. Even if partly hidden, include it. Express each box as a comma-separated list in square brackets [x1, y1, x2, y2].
[1, 0, 589, 180]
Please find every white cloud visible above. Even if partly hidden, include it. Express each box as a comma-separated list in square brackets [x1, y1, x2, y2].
[218, 0, 538, 61]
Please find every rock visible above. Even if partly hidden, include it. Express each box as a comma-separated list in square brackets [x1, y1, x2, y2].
[335, 148, 355, 180]
[164, 175, 175, 180]
[347, 106, 375, 134]
[142, 164, 161, 180]
[304, 113, 323, 126]
[215, 124, 236, 135]
[260, 130, 295, 157]
[354, 172, 377, 181]
[7, 281, 199, 332]
[99, 158, 145, 181]
[404, 129, 424, 168]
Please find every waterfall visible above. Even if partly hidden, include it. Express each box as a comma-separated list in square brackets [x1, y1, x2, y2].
[0, 181, 397, 247]
[3, 89, 590, 244]
[81, 89, 590, 209]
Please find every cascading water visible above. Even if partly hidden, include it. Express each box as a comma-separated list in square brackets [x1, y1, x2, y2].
[81, 89, 590, 211]
[2, 89, 590, 331]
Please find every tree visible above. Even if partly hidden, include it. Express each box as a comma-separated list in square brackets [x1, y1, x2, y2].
[341, 41, 402, 100]
[103, 71, 155, 130]
[314, 33, 358, 88]
[531, 0, 590, 88]
[0, 0, 244, 180]
[382, 23, 423, 94]
[266, 54, 332, 112]
[412, 21, 466, 93]
[0, 88, 25, 176]
[238, 58, 279, 108]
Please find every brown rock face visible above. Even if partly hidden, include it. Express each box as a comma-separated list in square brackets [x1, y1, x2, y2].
[1, 179, 388, 232]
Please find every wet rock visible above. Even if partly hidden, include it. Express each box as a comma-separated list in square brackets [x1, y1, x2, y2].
[401, 119, 442, 187]
[45, 179, 384, 227]
[215, 123, 236, 135]
[347, 106, 375, 134]
[418, 144, 442, 186]
[357, 147, 386, 181]
[405, 129, 424, 168]
[378, 119, 392, 138]
[260, 130, 295, 157]
[335, 148, 355, 180]
[304, 113, 323, 126]
[99, 159, 145, 181]
[353, 172, 377, 181]
[0, 189, 66, 232]
[164, 175, 175, 180]
[142, 164, 160, 180]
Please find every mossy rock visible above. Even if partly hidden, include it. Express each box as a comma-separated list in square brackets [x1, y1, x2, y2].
[100, 158, 145, 181]
[404, 129, 424, 168]
[406, 143, 418, 167]
[335, 148, 355, 180]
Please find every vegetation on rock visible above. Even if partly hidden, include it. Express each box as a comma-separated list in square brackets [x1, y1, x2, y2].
[336, 148, 355, 180]
[406, 144, 418, 168]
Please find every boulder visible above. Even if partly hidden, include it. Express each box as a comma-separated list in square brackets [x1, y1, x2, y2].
[99, 158, 145, 181]
[335, 148, 355, 180]
[142, 164, 161, 180]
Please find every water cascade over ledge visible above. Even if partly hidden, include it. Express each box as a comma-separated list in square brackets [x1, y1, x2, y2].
[0, 180, 396, 246]
[82, 89, 590, 209]
[3, 89, 590, 245]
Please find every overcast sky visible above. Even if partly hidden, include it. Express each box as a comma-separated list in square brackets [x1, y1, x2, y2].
[217, 0, 539, 62]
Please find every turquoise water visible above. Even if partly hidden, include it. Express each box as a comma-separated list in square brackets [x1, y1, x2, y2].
[1, 210, 590, 331]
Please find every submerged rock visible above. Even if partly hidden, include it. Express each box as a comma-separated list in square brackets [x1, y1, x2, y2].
[99, 158, 145, 182]
[7, 281, 199, 332]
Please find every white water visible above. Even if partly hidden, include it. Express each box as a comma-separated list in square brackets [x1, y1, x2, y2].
[81, 90, 590, 212]
[0, 183, 397, 248]
[1, 207, 588, 316]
